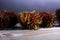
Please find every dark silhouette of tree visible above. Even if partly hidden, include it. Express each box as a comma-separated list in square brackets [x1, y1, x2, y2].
[56, 9, 60, 26]
[0, 10, 18, 30]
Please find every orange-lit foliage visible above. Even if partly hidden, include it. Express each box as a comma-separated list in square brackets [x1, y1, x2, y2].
[18, 10, 55, 30]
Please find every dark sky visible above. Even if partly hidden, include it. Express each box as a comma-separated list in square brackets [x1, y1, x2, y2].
[0, 0, 60, 12]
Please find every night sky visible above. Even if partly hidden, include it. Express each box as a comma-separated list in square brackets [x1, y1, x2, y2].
[0, 0, 60, 12]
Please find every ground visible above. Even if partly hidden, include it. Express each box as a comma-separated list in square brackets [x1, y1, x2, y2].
[0, 27, 60, 40]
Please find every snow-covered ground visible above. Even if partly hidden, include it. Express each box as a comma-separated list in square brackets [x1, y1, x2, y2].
[0, 27, 60, 40]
